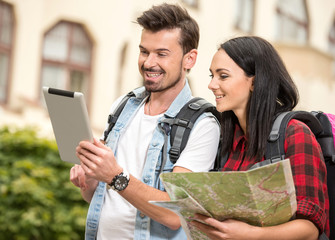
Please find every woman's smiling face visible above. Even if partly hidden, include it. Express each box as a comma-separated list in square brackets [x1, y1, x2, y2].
[208, 49, 254, 118]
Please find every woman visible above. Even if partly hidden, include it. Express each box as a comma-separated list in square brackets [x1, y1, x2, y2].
[191, 36, 329, 240]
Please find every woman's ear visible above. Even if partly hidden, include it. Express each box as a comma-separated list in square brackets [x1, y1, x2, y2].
[183, 49, 198, 70]
[250, 76, 255, 92]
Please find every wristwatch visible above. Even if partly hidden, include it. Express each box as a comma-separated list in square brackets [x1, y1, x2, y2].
[108, 170, 130, 191]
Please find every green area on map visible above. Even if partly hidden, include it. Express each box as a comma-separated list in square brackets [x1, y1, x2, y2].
[150, 159, 297, 240]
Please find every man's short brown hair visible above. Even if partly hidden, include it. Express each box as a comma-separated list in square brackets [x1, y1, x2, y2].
[136, 3, 199, 55]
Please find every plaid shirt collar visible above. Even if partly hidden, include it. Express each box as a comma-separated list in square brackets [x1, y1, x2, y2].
[232, 124, 246, 152]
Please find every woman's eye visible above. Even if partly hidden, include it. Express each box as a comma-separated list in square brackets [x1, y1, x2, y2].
[209, 73, 228, 80]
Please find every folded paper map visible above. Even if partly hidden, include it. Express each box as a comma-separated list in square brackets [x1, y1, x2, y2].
[150, 159, 297, 240]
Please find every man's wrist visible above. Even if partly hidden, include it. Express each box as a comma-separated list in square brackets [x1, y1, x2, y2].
[106, 168, 123, 184]
[107, 169, 130, 192]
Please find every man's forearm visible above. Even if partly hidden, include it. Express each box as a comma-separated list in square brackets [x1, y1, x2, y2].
[119, 175, 181, 230]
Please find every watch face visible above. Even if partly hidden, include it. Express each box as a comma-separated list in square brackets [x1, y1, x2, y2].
[114, 175, 129, 191]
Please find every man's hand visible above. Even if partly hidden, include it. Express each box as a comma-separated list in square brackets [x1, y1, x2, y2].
[70, 164, 88, 190]
[76, 138, 123, 184]
[75, 138, 184, 229]
[70, 163, 99, 202]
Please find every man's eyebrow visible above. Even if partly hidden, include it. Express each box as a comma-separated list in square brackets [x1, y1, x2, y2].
[156, 48, 170, 52]
[138, 45, 170, 52]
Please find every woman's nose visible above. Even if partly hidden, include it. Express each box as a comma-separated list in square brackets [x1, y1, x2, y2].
[208, 77, 219, 91]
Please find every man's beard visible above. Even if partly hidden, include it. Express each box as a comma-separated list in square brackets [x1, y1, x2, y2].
[142, 63, 183, 93]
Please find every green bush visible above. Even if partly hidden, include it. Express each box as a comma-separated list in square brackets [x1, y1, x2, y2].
[0, 126, 87, 240]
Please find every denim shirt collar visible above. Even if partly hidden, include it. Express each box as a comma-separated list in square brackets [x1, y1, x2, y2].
[164, 80, 192, 118]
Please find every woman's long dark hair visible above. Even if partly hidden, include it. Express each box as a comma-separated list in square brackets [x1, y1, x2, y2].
[220, 36, 299, 161]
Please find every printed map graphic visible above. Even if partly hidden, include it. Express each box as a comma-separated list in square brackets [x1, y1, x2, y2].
[150, 159, 297, 240]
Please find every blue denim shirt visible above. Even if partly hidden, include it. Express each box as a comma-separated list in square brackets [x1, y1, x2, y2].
[85, 81, 210, 240]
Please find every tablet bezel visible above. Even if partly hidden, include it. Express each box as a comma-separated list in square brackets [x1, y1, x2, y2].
[43, 86, 93, 164]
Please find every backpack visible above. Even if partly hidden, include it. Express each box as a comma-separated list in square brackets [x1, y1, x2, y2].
[215, 111, 335, 240]
[264, 111, 335, 240]
[103, 90, 220, 169]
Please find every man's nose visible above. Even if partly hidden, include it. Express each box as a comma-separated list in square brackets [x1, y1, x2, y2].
[143, 53, 156, 68]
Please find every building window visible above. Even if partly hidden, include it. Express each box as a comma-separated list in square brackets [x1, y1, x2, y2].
[235, 0, 255, 33]
[0, 2, 14, 103]
[275, 0, 309, 44]
[181, 0, 198, 8]
[41, 21, 92, 99]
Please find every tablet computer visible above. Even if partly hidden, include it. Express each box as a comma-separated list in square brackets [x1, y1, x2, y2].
[43, 87, 93, 164]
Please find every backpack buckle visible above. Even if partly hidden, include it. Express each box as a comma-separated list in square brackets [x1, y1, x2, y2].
[177, 119, 189, 128]
[108, 114, 118, 124]
[268, 133, 279, 142]
[169, 147, 180, 160]
[189, 102, 201, 110]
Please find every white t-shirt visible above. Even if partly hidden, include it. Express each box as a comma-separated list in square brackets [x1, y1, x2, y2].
[97, 97, 220, 240]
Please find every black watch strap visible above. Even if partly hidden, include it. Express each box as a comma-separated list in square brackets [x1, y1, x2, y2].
[107, 170, 130, 192]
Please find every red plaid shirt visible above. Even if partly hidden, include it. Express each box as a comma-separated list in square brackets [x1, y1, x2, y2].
[222, 119, 329, 236]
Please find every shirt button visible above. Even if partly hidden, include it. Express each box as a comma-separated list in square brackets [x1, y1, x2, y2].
[140, 212, 146, 218]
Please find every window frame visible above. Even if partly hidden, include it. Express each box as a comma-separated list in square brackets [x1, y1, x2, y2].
[181, 0, 199, 9]
[0, 2, 15, 104]
[40, 20, 93, 106]
[234, 0, 256, 34]
[275, 0, 309, 44]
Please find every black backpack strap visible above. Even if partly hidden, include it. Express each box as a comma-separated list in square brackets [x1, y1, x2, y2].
[264, 111, 291, 163]
[311, 111, 335, 163]
[167, 97, 219, 163]
[250, 111, 323, 170]
[250, 112, 291, 170]
[103, 91, 136, 142]
[264, 111, 323, 162]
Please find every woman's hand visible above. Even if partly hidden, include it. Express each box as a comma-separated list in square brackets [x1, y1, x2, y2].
[190, 214, 258, 240]
[190, 214, 319, 240]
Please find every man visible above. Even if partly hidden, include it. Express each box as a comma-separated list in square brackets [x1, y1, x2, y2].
[70, 3, 220, 240]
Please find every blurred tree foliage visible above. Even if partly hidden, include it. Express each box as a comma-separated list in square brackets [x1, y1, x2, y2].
[0, 126, 87, 239]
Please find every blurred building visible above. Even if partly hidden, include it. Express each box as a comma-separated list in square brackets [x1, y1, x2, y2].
[1, 0, 335, 137]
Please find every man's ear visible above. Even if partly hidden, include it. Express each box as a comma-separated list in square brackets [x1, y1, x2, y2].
[183, 49, 198, 70]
